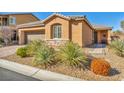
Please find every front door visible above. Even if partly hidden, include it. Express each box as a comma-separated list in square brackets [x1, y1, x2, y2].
[94, 31, 98, 44]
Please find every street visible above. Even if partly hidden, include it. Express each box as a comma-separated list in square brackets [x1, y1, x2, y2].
[0, 67, 40, 81]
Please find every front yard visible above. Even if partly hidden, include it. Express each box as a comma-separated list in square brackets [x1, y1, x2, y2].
[1, 40, 124, 81]
[1, 47, 123, 81]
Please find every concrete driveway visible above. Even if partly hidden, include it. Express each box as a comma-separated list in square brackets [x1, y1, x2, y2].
[0, 45, 23, 58]
[0, 45, 40, 81]
[0, 67, 40, 81]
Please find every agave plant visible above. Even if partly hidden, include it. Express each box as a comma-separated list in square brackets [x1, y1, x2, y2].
[26, 40, 46, 56]
[110, 40, 124, 57]
[33, 46, 55, 68]
[59, 41, 88, 68]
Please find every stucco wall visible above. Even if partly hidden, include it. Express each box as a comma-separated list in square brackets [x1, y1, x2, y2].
[45, 16, 70, 40]
[71, 21, 83, 46]
[82, 21, 93, 46]
[107, 30, 111, 44]
[18, 17, 94, 46]
[10, 14, 39, 25]
[18, 27, 45, 44]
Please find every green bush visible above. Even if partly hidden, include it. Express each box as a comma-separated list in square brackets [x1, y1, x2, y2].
[16, 47, 28, 58]
[110, 40, 124, 57]
[33, 45, 56, 68]
[26, 40, 46, 56]
[59, 41, 88, 68]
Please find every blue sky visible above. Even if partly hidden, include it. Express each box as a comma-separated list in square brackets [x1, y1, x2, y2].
[33, 12, 124, 31]
[1, 12, 124, 31]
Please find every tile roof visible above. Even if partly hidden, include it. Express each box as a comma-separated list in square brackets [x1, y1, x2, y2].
[17, 14, 87, 29]
[16, 21, 44, 28]
[68, 15, 85, 20]
[17, 13, 112, 30]
[92, 24, 112, 30]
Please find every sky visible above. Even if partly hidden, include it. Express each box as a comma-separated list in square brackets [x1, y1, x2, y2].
[1, 12, 124, 31]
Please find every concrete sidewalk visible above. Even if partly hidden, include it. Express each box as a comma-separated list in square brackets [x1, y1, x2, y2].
[0, 45, 23, 58]
[0, 59, 82, 81]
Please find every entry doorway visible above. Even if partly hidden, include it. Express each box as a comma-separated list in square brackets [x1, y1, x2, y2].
[11, 30, 18, 44]
[94, 31, 98, 44]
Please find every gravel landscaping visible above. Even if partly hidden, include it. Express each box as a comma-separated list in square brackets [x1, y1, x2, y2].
[1, 49, 124, 81]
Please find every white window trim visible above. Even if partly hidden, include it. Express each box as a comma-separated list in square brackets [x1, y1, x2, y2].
[52, 24, 61, 39]
[9, 17, 16, 25]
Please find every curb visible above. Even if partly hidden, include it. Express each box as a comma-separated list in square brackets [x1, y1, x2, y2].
[0, 59, 82, 81]
[32, 69, 82, 81]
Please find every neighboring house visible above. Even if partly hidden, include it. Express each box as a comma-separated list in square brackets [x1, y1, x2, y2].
[17, 13, 112, 47]
[0, 13, 39, 42]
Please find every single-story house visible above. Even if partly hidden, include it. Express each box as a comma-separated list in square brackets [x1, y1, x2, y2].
[17, 13, 112, 47]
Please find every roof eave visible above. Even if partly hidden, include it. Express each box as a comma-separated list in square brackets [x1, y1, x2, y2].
[17, 25, 44, 29]
[95, 27, 112, 31]
[42, 13, 70, 24]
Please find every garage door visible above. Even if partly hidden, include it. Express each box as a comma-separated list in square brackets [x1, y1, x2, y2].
[25, 31, 45, 44]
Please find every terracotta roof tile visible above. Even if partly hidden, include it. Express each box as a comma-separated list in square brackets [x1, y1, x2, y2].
[92, 24, 112, 30]
[17, 21, 44, 28]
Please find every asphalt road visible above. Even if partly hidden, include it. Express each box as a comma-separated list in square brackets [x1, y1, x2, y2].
[0, 67, 40, 81]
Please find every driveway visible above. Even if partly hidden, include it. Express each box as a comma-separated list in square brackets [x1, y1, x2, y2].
[0, 45, 40, 81]
[0, 45, 23, 58]
[0, 67, 40, 81]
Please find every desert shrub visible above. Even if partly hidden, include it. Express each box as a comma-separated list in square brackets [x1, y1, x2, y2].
[91, 58, 111, 76]
[59, 41, 88, 68]
[33, 45, 56, 68]
[16, 47, 28, 58]
[110, 40, 124, 57]
[26, 40, 46, 56]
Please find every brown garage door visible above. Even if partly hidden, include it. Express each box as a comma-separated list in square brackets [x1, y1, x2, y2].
[25, 31, 45, 44]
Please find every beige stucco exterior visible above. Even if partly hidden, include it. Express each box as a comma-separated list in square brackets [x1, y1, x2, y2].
[71, 20, 83, 46]
[18, 14, 112, 47]
[44, 16, 70, 40]
[10, 14, 39, 25]
[82, 21, 93, 46]
[18, 27, 45, 44]
[0, 14, 39, 26]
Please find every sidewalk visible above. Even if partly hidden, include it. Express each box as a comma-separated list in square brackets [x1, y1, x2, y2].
[0, 45, 23, 58]
[0, 59, 82, 81]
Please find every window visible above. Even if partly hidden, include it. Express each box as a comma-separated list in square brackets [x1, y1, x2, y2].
[3, 18, 8, 26]
[52, 24, 61, 38]
[9, 17, 16, 25]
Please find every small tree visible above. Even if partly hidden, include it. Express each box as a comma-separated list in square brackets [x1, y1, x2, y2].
[121, 21, 124, 32]
[1, 26, 14, 45]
